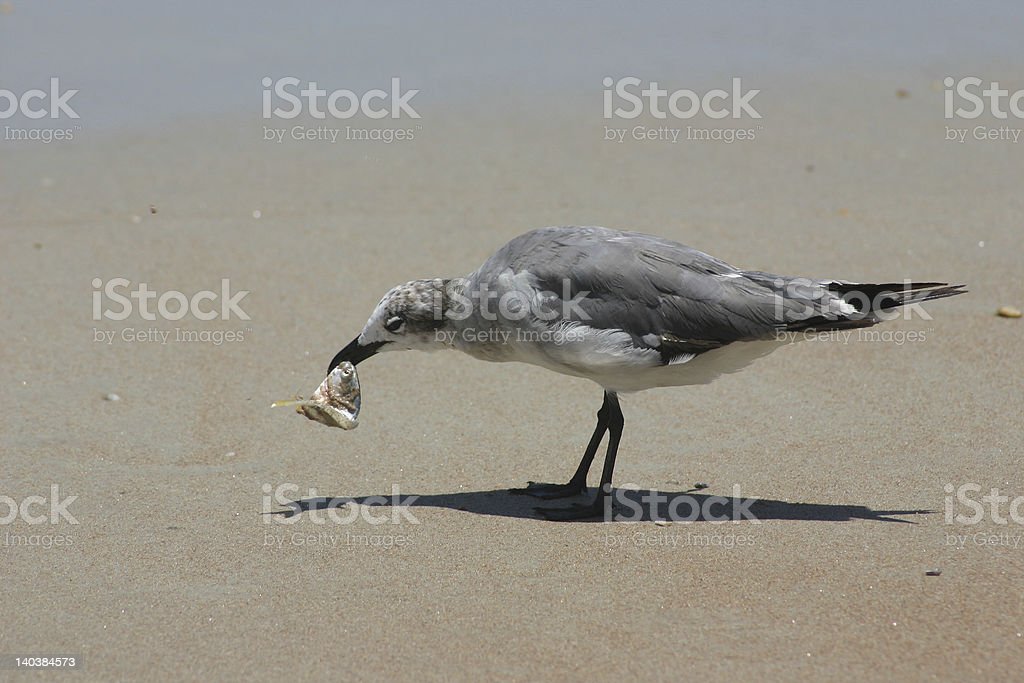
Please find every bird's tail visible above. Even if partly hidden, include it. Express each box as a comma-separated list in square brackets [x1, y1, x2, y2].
[832, 281, 967, 311]
[786, 281, 967, 332]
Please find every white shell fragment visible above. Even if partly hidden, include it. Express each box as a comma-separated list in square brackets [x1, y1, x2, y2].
[997, 305, 1022, 318]
[271, 362, 360, 429]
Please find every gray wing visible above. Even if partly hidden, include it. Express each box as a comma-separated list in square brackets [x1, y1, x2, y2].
[474, 226, 841, 361]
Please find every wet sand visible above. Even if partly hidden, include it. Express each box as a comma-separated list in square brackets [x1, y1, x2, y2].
[1, 80, 1022, 680]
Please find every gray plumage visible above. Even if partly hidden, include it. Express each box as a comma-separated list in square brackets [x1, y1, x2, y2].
[454, 226, 962, 376]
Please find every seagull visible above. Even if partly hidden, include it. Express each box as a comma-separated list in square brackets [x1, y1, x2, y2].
[328, 226, 965, 520]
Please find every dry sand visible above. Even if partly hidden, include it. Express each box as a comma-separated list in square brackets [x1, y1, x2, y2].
[2, 80, 1022, 681]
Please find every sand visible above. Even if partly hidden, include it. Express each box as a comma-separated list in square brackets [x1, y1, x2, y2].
[2, 16, 1024, 681]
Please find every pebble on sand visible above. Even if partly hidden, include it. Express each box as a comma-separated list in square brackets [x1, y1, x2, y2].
[104, 393, 121, 401]
[925, 569, 942, 577]
[996, 306, 1021, 318]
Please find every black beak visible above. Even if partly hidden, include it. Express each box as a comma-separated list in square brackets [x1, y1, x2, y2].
[328, 337, 384, 373]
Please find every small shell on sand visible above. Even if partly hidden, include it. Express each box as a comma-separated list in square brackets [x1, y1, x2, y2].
[103, 393, 121, 401]
[996, 306, 1021, 318]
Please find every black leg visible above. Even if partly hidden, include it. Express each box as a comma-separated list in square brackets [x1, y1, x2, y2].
[509, 392, 611, 499]
[535, 392, 624, 521]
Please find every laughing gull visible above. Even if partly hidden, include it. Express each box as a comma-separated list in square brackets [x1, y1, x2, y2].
[328, 226, 965, 520]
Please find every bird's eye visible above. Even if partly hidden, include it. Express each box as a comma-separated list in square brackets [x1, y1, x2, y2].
[384, 316, 405, 332]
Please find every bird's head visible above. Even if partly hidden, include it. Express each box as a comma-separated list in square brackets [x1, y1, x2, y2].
[328, 278, 455, 372]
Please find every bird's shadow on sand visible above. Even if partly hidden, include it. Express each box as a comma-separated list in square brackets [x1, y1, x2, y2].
[265, 486, 932, 524]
